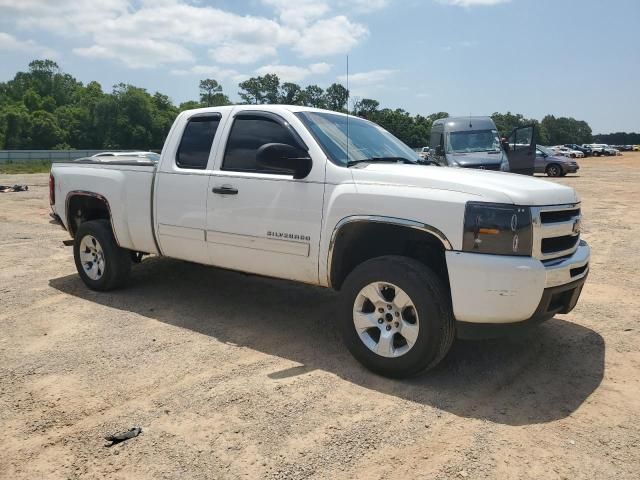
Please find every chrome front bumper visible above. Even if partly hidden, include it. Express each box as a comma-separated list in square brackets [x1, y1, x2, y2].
[544, 240, 590, 288]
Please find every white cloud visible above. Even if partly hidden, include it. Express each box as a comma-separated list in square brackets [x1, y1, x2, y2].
[438, 0, 509, 6]
[343, 0, 390, 13]
[294, 16, 368, 57]
[255, 62, 332, 82]
[74, 38, 194, 69]
[0, 0, 374, 69]
[0, 32, 58, 58]
[209, 43, 277, 65]
[170, 65, 239, 78]
[338, 69, 396, 87]
[309, 62, 332, 74]
[262, 0, 330, 28]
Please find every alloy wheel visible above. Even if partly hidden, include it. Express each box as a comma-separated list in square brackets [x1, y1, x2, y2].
[352, 282, 420, 358]
[79, 234, 105, 280]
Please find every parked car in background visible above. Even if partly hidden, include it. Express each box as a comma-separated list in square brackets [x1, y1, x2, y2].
[552, 146, 584, 158]
[564, 144, 592, 156]
[430, 116, 535, 174]
[418, 147, 430, 159]
[584, 144, 606, 156]
[536, 146, 579, 177]
[633, 145, 640, 151]
[584, 144, 618, 156]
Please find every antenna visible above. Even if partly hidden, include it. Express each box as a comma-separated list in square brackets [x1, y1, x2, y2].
[346, 55, 350, 163]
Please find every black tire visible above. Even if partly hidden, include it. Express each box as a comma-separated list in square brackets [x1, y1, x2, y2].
[339, 256, 455, 378]
[73, 219, 131, 291]
[546, 163, 562, 177]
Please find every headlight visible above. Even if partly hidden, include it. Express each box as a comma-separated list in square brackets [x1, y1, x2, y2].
[462, 202, 533, 256]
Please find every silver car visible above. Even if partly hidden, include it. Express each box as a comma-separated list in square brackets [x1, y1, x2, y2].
[535, 146, 579, 177]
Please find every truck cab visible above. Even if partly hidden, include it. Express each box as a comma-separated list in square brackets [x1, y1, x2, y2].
[430, 116, 536, 175]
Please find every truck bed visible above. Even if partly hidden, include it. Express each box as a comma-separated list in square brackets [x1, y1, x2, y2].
[51, 159, 159, 254]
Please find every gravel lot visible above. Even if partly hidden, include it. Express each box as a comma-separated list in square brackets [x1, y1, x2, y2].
[1, 154, 639, 479]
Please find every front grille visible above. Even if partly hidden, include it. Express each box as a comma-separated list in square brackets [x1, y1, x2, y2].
[542, 235, 579, 254]
[532, 204, 581, 260]
[540, 208, 580, 223]
[463, 163, 501, 171]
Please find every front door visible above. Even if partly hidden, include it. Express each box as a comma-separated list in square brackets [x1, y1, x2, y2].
[205, 110, 325, 284]
[506, 125, 536, 175]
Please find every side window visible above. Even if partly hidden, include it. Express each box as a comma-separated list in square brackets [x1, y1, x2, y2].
[176, 115, 220, 169]
[222, 115, 299, 173]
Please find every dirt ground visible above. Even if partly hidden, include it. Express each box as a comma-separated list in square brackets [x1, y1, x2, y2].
[1, 153, 639, 480]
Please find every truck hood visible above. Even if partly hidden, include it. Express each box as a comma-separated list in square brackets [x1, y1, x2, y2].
[350, 163, 578, 206]
[447, 151, 503, 167]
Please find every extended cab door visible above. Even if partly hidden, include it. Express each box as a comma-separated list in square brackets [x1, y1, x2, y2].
[154, 111, 228, 264]
[205, 110, 325, 284]
[505, 125, 536, 175]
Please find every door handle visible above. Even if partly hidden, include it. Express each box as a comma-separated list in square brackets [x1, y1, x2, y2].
[212, 185, 238, 195]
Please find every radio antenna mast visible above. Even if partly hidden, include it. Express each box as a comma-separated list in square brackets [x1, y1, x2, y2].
[346, 55, 350, 163]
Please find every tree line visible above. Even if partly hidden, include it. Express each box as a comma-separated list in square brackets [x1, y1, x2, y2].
[0, 59, 615, 151]
[593, 132, 640, 145]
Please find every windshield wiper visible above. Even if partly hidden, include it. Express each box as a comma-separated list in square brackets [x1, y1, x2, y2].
[347, 156, 416, 167]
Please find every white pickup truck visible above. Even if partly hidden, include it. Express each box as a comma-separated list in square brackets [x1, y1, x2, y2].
[49, 105, 590, 377]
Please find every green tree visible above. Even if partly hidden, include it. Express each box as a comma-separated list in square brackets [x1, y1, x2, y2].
[30, 110, 65, 148]
[324, 83, 349, 112]
[302, 85, 326, 108]
[179, 100, 204, 111]
[199, 79, 230, 107]
[238, 77, 263, 104]
[279, 82, 305, 104]
[353, 98, 379, 118]
[1, 105, 32, 148]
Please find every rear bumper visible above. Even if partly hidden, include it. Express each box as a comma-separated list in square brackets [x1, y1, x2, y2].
[446, 242, 589, 326]
[49, 211, 66, 229]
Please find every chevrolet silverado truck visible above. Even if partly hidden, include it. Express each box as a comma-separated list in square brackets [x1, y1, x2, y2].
[49, 105, 590, 378]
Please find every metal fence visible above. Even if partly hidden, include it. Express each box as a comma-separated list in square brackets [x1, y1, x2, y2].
[0, 150, 143, 163]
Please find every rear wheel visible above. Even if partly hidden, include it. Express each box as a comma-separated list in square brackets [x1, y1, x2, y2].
[546, 163, 562, 177]
[73, 220, 131, 291]
[340, 256, 455, 378]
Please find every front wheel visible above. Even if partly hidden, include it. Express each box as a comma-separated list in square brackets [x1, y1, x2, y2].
[73, 220, 131, 291]
[546, 164, 562, 177]
[339, 256, 455, 378]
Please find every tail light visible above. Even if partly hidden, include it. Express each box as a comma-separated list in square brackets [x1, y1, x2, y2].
[49, 173, 55, 205]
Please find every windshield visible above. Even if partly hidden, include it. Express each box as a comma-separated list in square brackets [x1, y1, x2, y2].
[296, 111, 420, 166]
[538, 146, 555, 156]
[446, 129, 501, 154]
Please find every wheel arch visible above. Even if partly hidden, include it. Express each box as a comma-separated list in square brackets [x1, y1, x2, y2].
[546, 162, 563, 174]
[327, 216, 453, 290]
[65, 191, 119, 245]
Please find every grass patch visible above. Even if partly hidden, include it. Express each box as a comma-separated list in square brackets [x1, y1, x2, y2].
[0, 160, 52, 174]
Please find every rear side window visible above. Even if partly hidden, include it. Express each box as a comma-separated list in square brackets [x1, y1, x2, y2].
[222, 115, 299, 173]
[176, 115, 220, 169]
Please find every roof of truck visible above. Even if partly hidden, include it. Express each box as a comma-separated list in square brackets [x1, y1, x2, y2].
[432, 116, 497, 132]
[181, 104, 350, 117]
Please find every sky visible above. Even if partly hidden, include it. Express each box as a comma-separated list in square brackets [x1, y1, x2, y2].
[0, 0, 638, 134]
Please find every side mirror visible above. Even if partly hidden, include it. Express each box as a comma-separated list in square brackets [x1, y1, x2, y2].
[256, 143, 312, 179]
